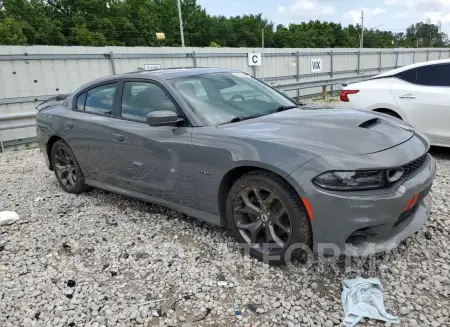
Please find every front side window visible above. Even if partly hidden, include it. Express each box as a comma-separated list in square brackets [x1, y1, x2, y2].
[121, 81, 178, 122]
[169, 72, 296, 125]
[417, 64, 450, 87]
[83, 83, 118, 115]
[396, 64, 450, 87]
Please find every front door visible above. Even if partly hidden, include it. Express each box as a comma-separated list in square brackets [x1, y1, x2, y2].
[108, 80, 197, 208]
[390, 63, 450, 145]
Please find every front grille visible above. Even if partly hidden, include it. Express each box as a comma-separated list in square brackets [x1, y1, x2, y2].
[401, 153, 428, 180]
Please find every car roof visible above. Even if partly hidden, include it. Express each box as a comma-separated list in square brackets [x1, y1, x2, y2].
[373, 58, 450, 78]
[78, 67, 241, 90]
[124, 67, 240, 79]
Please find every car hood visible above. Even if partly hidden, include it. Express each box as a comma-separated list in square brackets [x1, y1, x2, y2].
[218, 109, 415, 155]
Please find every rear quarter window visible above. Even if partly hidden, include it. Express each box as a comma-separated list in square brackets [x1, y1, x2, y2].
[76, 92, 86, 110]
[396, 69, 417, 84]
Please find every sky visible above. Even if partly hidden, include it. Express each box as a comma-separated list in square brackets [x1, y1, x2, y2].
[197, 0, 450, 34]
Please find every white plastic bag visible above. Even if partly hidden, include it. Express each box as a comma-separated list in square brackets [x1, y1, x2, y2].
[0, 211, 20, 226]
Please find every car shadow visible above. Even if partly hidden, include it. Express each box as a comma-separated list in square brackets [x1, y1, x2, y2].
[83, 187, 227, 234]
[429, 146, 450, 160]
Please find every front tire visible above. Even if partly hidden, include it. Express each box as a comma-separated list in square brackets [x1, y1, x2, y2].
[226, 171, 312, 264]
[50, 140, 90, 194]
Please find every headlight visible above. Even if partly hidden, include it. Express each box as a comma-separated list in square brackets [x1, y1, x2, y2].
[313, 170, 387, 191]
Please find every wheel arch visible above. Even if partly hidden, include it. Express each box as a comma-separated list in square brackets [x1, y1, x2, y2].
[372, 108, 404, 120]
[217, 163, 308, 225]
[46, 135, 64, 170]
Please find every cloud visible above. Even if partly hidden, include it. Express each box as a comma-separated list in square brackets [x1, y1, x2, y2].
[384, 0, 450, 11]
[415, 0, 450, 12]
[344, 7, 387, 25]
[424, 11, 450, 23]
[278, 0, 336, 16]
[383, 0, 450, 27]
[393, 11, 409, 19]
[384, 0, 408, 5]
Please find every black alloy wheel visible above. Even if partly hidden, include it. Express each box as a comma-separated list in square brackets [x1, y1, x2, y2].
[226, 171, 312, 263]
[54, 146, 77, 189]
[51, 140, 90, 194]
[233, 186, 292, 251]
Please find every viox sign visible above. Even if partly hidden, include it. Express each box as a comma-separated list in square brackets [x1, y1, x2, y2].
[311, 59, 322, 73]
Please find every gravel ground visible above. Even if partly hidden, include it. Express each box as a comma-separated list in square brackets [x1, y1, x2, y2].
[300, 96, 345, 109]
[1, 148, 449, 327]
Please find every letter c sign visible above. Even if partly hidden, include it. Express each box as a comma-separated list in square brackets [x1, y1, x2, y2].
[248, 53, 262, 66]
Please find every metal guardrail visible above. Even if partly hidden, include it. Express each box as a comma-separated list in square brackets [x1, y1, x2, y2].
[273, 73, 376, 92]
[0, 122, 36, 132]
[1, 46, 448, 151]
[0, 94, 70, 105]
[0, 68, 390, 107]
[1, 49, 447, 62]
[0, 74, 373, 136]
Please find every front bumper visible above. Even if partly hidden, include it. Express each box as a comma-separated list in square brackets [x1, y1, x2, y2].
[291, 151, 436, 256]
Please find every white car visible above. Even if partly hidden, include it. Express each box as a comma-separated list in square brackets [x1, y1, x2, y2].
[340, 59, 450, 147]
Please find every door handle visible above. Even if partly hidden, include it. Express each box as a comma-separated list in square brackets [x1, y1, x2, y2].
[65, 121, 74, 129]
[112, 133, 125, 142]
[399, 94, 416, 99]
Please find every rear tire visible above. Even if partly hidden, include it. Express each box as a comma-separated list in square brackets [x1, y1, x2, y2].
[50, 140, 90, 194]
[226, 171, 312, 264]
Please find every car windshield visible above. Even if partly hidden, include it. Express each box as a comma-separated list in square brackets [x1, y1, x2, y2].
[168, 72, 297, 125]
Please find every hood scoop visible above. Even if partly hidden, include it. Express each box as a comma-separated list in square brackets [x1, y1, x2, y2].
[359, 118, 381, 129]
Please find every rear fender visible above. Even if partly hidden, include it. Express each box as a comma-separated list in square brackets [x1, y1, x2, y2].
[367, 104, 405, 120]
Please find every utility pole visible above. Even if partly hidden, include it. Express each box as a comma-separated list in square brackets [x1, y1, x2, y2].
[262, 28, 265, 82]
[360, 10, 364, 48]
[177, 0, 185, 47]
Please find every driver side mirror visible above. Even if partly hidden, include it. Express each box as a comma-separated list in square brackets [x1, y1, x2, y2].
[146, 110, 182, 127]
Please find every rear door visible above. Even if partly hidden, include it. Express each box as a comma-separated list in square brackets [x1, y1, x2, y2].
[62, 82, 118, 183]
[390, 64, 450, 144]
[108, 79, 197, 207]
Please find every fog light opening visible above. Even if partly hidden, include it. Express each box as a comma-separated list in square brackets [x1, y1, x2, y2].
[346, 233, 370, 245]
[346, 228, 378, 246]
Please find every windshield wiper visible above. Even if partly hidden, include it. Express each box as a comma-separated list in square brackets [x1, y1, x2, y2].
[219, 106, 299, 125]
[273, 105, 298, 112]
[220, 113, 265, 125]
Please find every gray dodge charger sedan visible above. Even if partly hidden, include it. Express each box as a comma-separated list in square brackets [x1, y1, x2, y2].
[36, 67, 436, 263]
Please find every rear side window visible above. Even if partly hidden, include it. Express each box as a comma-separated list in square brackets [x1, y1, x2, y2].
[79, 83, 118, 115]
[417, 64, 450, 86]
[396, 69, 417, 84]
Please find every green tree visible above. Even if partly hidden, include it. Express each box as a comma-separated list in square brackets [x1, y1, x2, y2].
[406, 22, 446, 47]
[72, 24, 107, 46]
[0, 17, 27, 44]
[0, 0, 448, 48]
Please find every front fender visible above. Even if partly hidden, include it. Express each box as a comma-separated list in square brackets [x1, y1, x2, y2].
[192, 128, 319, 216]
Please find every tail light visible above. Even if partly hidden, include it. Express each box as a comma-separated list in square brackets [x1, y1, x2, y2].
[340, 90, 359, 102]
